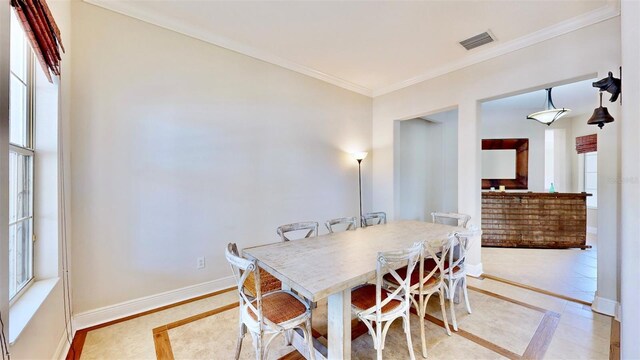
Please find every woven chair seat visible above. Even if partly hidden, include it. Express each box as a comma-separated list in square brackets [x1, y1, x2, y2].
[245, 268, 282, 297]
[383, 265, 438, 287]
[351, 284, 402, 313]
[248, 291, 307, 324]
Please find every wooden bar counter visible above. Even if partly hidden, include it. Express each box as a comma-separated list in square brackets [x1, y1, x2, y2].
[481, 191, 591, 249]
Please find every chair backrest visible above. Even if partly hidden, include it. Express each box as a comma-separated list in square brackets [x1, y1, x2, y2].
[449, 226, 481, 274]
[431, 212, 471, 228]
[325, 217, 357, 233]
[418, 235, 454, 290]
[366, 241, 423, 318]
[362, 212, 387, 227]
[277, 221, 319, 241]
[225, 243, 264, 326]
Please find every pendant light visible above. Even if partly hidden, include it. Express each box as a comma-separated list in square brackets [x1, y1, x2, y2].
[587, 92, 615, 129]
[526, 88, 571, 126]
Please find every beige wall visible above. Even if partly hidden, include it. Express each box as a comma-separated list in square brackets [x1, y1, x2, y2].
[372, 18, 620, 301]
[69, 2, 372, 314]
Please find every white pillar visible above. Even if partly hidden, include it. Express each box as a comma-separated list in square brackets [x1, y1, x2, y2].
[620, 1, 640, 358]
[458, 99, 482, 275]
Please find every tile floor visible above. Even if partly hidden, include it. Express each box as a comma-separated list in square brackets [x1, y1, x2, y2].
[481, 234, 598, 303]
[77, 275, 612, 359]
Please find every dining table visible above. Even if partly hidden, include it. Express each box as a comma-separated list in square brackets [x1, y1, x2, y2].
[243, 220, 465, 360]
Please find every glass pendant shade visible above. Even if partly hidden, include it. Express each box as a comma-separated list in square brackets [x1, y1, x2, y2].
[587, 92, 614, 129]
[527, 88, 571, 126]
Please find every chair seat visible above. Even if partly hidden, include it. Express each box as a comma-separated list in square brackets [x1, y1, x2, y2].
[245, 268, 282, 297]
[383, 265, 438, 287]
[351, 284, 402, 313]
[248, 291, 307, 324]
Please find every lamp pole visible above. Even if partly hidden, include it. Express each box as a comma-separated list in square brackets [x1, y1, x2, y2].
[358, 158, 363, 228]
[352, 152, 368, 227]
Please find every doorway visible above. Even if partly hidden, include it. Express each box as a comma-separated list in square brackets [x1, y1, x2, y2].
[395, 108, 458, 221]
[480, 79, 598, 304]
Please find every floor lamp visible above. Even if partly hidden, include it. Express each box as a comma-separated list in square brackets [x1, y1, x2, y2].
[352, 152, 368, 227]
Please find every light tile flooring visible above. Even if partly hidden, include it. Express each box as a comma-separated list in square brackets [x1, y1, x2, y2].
[77, 275, 612, 359]
[482, 234, 598, 303]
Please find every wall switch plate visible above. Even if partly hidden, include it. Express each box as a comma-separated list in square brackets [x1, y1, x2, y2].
[197, 257, 206, 269]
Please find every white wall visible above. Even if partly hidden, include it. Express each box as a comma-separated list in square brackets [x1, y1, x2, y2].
[373, 18, 620, 294]
[397, 115, 457, 221]
[69, 2, 372, 314]
[619, 1, 640, 357]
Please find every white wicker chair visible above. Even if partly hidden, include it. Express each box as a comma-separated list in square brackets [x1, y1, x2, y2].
[362, 212, 387, 227]
[443, 226, 481, 331]
[325, 217, 357, 233]
[225, 243, 316, 360]
[351, 242, 422, 360]
[277, 222, 319, 241]
[383, 236, 454, 358]
[431, 212, 471, 228]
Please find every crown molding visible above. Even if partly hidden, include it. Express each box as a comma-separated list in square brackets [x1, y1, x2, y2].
[84, 1, 619, 99]
[83, 0, 373, 97]
[372, 3, 620, 97]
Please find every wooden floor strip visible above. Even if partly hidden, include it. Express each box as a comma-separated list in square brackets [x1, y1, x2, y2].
[152, 302, 239, 334]
[481, 274, 592, 306]
[81, 287, 235, 334]
[468, 285, 549, 313]
[418, 310, 522, 360]
[65, 330, 87, 360]
[522, 312, 561, 359]
[610, 318, 620, 360]
[153, 330, 175, 360]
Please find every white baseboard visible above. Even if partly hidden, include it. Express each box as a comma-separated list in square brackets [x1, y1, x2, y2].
[53, 326, 73, 360]
[591, 295, 618, 317]
[587, 226, 598, 234]
[466, 262, 483, 277]
[615, 303, 621, 322]
[73, 276, 235, 330]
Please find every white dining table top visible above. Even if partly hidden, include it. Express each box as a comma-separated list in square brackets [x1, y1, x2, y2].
[243, 220, 464, 302]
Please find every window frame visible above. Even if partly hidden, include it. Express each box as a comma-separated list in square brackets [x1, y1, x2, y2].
[583, 151, 597, 210]
[8, 13, 36, 303]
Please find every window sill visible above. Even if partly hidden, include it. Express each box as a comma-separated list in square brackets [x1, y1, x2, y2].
[9, 277, 59, 344]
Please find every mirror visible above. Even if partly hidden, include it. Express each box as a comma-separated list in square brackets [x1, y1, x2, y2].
[482, 138, 529, 189]
[482, 150, 516, 179]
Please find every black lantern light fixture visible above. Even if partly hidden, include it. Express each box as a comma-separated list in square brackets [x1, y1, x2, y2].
[526, 88, 571, 126]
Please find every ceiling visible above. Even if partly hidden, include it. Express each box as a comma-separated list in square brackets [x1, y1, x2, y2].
[86, 0, 618, 97]
[482, 79, 600, 121]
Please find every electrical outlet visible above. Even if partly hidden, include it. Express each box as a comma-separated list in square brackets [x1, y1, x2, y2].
[197, 257, 206, 269]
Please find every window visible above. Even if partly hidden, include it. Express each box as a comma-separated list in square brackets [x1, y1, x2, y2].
[584, 152, 597, 208]
[9, 12, 35, 300]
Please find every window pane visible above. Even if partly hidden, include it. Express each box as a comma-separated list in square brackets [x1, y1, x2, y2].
[8, 152, 33, 300]
[10, 75, 27, 146]
[9, 152, 17, 223]
[9, 219, 33, 298]
[10, 11, 27, 81]
[8, 224, 16, 297]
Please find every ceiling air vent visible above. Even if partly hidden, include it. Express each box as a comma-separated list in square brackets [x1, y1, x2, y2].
[459, 31, 495, 51]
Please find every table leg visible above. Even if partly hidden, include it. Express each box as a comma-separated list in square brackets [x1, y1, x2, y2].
[327, 289, 351, 360]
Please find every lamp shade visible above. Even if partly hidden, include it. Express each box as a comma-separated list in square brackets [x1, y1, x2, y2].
[352, 152, 368, 161]
[527, 88, 571, 126]
[587, 92, 615, 129]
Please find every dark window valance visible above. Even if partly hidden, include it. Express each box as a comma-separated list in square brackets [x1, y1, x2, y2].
[10, 0, 64, 82]
[576, 134, 597, 154]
